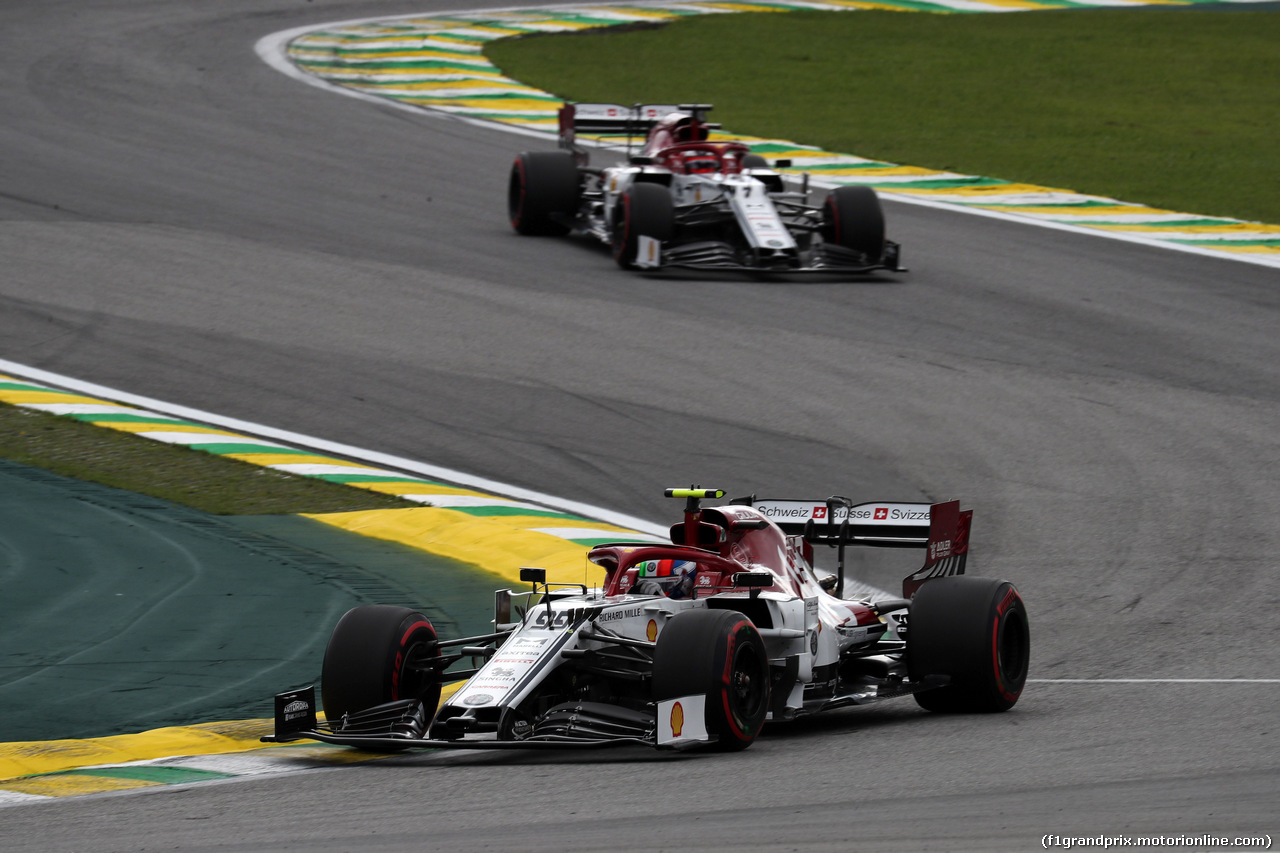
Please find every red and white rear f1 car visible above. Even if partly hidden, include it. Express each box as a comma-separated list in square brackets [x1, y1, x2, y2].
[267, 489, 1028, 752]
[507, 103, 905, 277]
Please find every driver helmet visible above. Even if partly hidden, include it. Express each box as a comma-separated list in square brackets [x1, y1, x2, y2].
[633, 559, 697, 599]
[681, 151, 719, 174]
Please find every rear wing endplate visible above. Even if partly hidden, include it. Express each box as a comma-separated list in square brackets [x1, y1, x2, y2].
[731, 496, 971, 599]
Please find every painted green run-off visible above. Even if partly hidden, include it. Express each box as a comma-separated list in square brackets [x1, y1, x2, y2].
[290, 55, 485, 67]
[1179, 239, 1280, 247]
[447, 112, 558, 121]
[185, 443, 313, 455]
[0, 381, 64, 391]
[570, 537, 638, 547]
[293, 60, 503, 72]
[294, 28, 459, 41]
[343, 80, 542, 91]
[1068, 218, 1255, 228]
[448, 506, 572, 519]
[0, 461, 504, 742]
[58, 766, 234, 784]
[738, 142, 823, 154]
[776, 160, 899, 170]
[312, 473, 447, 484]
[399, 92, 563, 104]
[409, 32, 508, 44]
[59, 414, 209, 426]
[862, 177, 1012, 189]
[970, 201, 1152, 210]
[296, 44, 490, 57]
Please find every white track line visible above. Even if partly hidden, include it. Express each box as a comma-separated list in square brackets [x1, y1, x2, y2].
[1030, 678, 1280, 684]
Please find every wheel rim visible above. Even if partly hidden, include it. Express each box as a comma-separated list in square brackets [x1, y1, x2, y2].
[392, 630, 439, 702]
[612, 196, 632, 263]
[996, 609, 1029, 690]
[823, 196, 840, 244]
[728, 640, 767, 723]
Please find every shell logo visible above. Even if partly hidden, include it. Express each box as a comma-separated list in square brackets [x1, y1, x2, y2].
[646, 619, 658, 642]
[671, 701, 684, 737]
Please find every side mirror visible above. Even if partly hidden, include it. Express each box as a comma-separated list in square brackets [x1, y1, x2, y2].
[519, 567, 547, 585]
[732, 571, 773, 589]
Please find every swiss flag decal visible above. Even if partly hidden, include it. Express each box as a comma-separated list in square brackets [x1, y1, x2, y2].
[874, 507, 888, 520]
[814, 507, 827, 519]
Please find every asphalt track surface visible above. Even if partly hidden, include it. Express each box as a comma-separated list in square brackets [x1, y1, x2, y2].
[1, 0, 1277, 849]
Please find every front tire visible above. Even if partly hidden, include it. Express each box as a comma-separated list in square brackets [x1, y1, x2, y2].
[907, 577, 1030, 713]
[612, 182, 674, 269]
[821, 185, 886, 260]
[508, 151, 580, 235]
[320, 605, 441, 723]
[653, 609, 770, 750]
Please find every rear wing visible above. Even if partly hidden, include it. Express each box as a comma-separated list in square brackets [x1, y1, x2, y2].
[731, 496, 971, 599]
[557, 103, 720, 159]
[559, 103, 681, 145]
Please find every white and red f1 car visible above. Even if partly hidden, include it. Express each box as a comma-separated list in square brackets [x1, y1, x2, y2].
[267, 488, 1029, 752]
[506, 103, 905, 277]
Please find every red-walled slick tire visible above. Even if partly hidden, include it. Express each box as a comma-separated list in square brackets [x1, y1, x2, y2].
[907, 576, 1030, 713]
[508, 151, 580, 236]
[821, 185, 885, 260]
[612, 181, 674, 269]
[320, 605, 441, 723]
[653, 609, 770, 750]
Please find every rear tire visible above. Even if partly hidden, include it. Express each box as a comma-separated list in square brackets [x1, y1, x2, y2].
[742, 153, 769, 170]
[907, 577, 1029, 713]
[653, 609, 770, 750]
[612, 182, 674, 269]
[508, 151, 580, 235]
[821, 185, 886, 260]
[320, 605, 441, 722]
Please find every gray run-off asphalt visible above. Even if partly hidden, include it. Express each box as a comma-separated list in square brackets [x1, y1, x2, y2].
[1, 0, 1276, 849]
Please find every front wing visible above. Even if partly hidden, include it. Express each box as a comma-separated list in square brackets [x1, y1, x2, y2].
[262, 686, 711, 751]
[635, 238, 905, 278]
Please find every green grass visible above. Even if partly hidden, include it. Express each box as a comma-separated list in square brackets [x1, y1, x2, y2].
[486, 7, 1280, 223]
[0, 403, 416, 516]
